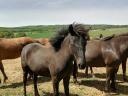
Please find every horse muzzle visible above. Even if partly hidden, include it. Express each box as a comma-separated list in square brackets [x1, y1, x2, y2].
[78, 63, 86, 69]
[76, 57, 86, 69]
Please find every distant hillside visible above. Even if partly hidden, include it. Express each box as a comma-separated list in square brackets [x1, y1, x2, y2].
[0, 24, 128, 33]
[0, 24, 128, 38]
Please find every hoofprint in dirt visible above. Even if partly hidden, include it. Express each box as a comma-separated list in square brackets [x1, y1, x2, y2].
[0, 58, 128, 96]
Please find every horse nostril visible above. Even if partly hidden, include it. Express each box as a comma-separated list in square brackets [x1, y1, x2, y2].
[78, 64, 85, 69]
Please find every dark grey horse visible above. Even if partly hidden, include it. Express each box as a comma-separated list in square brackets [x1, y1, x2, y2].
[21, 23, 89, 96]
[85, 34, 128, 81]
[73, 33, 128, 92]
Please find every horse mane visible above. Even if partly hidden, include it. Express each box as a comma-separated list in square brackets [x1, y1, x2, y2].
[99, 32, 128, 41]
[49, 24, 89, 51]
[49, 27, 69, 51]
[101, 34, 115, 41]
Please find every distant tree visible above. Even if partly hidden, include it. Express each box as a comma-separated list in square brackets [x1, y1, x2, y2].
[0, 32, 14, 38]
[0, 32, 5, 38]
[4, 32, 14, 38]
[15, 32, 27, 37]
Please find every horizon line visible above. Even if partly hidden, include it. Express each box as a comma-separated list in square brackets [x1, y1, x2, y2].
[1, 23, 128, 28]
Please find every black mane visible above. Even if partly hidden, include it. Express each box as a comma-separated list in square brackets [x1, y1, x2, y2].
[101, 34, 115, 41]
[49, 26, 69, 51]
[49, 24, 89, 51]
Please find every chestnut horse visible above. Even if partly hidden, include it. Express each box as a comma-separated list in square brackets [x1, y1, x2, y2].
[21, 24, 89, 96]
[35, 38, 50, 46]
[0, 37, 36, 82]
[73, 33, 128, 92]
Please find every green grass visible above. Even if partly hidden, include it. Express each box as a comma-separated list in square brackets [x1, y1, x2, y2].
[26, 32, 55, 38]
[25, 27, 128, 39]
[90, 27, 128, 38]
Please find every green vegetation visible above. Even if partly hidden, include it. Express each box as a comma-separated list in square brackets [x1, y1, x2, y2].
[89, 27, 128, 38]
[0, 24, 128, 38]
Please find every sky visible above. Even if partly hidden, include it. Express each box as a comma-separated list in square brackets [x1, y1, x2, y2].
[0, 0, 128, 27]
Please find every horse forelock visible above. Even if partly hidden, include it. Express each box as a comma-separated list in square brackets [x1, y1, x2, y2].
[72, 23, 89, 36]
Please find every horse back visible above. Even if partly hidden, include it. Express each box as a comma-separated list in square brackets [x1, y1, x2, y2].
[21, 43, 52, 76]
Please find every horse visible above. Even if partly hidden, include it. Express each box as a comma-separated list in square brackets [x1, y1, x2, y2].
[0, 37, 36, 82]
[73, 33, 128, 92]
[85, 34, 115, 78]
[85, 34, 128, 81]
[21, 23, 90, 96]
[35, 38, 50, 46]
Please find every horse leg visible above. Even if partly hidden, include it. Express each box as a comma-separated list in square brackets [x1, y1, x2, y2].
[23, 69, 28, 96]
[105, 66, 113, 92]
[85, 66, 88, 77]
[52, 76, 59, 96]
[0, 61, 8, 83]
[122, 58, 127, 82]
[27, 71, 33, 80]
[73, 61, 78, 83]
[110, 66, 120, 92]
[33, 74, 39, 96]
[90, 67, 95, 78]
[110, 70, 117, 92]
[63, 75, 70, 96]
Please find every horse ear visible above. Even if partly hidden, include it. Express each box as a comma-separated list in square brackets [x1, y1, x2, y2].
[69, 24, 76, 36]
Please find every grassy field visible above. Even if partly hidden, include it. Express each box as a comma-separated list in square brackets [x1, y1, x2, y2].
[25, 27, 128, 39]
[89, 27, 128, 38]
[0, 58, 128, 96]
[0, 27, 128, 96]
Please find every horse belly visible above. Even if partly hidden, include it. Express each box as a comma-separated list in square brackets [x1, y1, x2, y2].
[0, 49, 20, 60]
[29, 63, 51, 77]
[37, 68, 51, 77]
[86, 57, 106, 67]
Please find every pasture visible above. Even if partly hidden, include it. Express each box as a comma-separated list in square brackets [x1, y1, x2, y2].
[0, 58, 128, 96]
[0, 26, 128, 96]
[26, 27, 128, 38]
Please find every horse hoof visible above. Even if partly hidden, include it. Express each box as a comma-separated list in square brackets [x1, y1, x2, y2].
[92, 75, 96, 78]
[73, 80, 80, 85]
[110, 87, 118, 93]
[123, 78, 128, 82]
[3, 77, 8, 83]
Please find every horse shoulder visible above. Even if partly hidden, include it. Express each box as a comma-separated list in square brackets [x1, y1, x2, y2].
[102, 42, 120, 65]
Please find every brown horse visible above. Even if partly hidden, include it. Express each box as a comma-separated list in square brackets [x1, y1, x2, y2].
[73, 33, 128, 92]
[85, 34, 115, 78]
[35, 38, 50, 46]
[85, 34, 128, 81]
[0, 37, 36, 82]
[21, 23, 89, 96]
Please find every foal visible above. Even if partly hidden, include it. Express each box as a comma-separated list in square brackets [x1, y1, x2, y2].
[21, 23, 89, 96]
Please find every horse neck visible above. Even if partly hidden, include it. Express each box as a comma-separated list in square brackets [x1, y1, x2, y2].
[55, 37, 73, 63]
[117, 36, 128, 46]
[114, 36, 128, 54]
